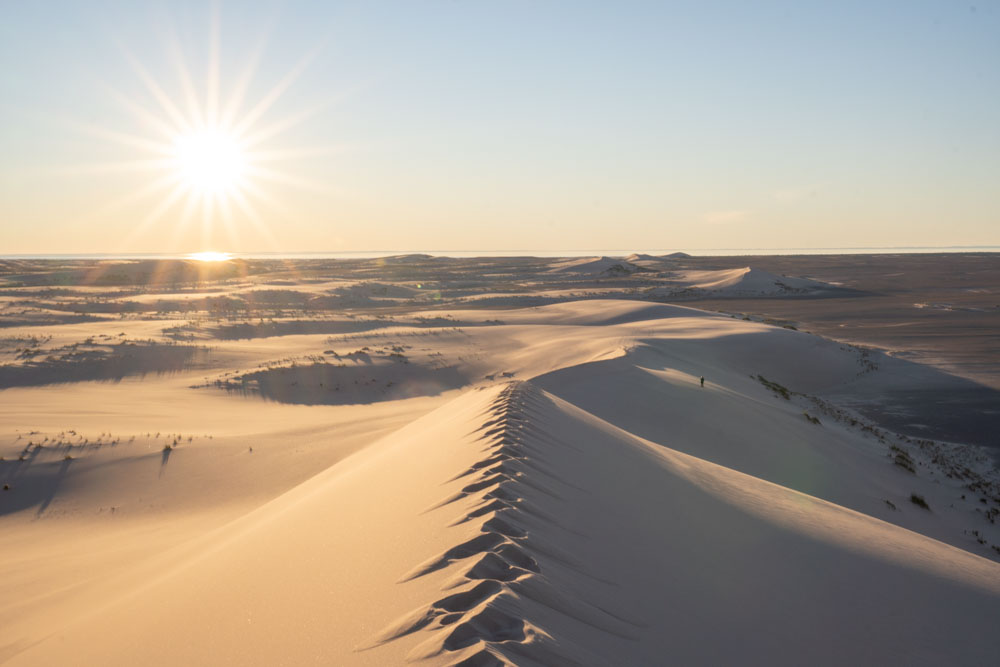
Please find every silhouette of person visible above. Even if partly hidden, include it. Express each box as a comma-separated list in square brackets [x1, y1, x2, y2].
[700, 376, 705, 387]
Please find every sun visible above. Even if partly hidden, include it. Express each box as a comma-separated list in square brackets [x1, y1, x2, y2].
[70, 9, 337, 254]
[172, 129, 246, 194]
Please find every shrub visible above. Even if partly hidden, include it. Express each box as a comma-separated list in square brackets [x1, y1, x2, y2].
[893, 452, 916, 473]
[756, 375, 790, 400]
[910, 494, 930, 510]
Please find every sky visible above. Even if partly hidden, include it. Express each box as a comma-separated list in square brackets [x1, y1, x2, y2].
[1, 0, 998, 254]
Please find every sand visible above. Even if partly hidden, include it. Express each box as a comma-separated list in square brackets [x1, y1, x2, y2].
[1, 255, 998, 664]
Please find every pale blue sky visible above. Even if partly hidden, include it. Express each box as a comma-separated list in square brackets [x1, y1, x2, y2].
[1, 1, 997, 253]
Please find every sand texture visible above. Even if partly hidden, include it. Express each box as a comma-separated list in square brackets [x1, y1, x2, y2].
[1, 255, 998, 665]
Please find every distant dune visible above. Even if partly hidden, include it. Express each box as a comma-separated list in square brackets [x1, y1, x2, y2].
[547, 256, 648, 275]
[648, 266, 837, 297]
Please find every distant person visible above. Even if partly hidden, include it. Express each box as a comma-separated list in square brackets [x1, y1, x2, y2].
[700, 376, 705, 388]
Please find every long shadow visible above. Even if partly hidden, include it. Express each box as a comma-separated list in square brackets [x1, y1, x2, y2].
[203, 318, 506, 341]
[0, 343, 207, 389]
[35, 457, 73, 517]
[0, 450, 77, 517]
[218, 362, 469, 406]
[1, 445, 41, 480]
[159, 446, 172, 477]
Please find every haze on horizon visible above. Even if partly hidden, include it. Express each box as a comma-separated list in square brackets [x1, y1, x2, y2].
[1, 0, 997, 255]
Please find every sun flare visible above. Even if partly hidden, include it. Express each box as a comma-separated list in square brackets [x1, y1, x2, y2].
[187, 251, 233, 262]
[172, 129, 246, 194]
[73, 13, 335, 254]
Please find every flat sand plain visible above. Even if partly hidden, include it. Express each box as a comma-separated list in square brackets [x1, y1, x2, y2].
[1, 254, 998, 665]
[690, 253, 1000, 389]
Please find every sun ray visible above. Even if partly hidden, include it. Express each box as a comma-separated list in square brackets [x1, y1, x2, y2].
[102, 83, 183, 142]
[52, 158, 177, 175]
[117, 45, 193, 135]
[219, 34, 270, 129]
[83, 172, 182, 226]
[80, 7, 334, 256]
[231, 45, 323, 139]
[139, 182, 190, 228]
[244, 145, 349, 163]
[229, 186, 281, 249]
[237, 186, 308, 279]
[215, 190, 243, 251]
[239, 102, 332, 149]
[206, 3, 221, 127]
[164, 187, 203, 253]
[71, 120, 173, 156]
[200, 192, 215, 249]
[243, 164, 327, 193]
[239, 75, 373, 146]
[163, 26, 206, 130]
[239, 179, 290, 216]
[117, 181, 191, 250]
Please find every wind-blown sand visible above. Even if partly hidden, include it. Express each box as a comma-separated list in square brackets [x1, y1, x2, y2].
[1, 256, 998, 665]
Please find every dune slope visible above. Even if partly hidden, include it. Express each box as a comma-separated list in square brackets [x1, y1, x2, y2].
[10, 381, 1000, 666]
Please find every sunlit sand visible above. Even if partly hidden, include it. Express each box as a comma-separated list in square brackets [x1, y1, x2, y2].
[1, 253, 998, 665]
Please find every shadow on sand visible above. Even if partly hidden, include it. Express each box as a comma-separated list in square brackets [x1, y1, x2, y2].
[0, 451, 75, 517]
[159, 446, 172, 477]
[0, 343, 208, 389]
[216, 362, 470, 406]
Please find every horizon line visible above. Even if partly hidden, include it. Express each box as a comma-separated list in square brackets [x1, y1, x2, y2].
[3, 244, 1000, 260]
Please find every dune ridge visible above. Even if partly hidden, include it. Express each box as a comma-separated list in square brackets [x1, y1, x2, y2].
[359, 381, 1000, 666]
[365, 382, 632, 665]
[6, 372, 1000, 665]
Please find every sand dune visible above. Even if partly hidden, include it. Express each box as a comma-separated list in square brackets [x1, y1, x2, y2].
[547, 256, 647, 276]
[648, 266, 836, 297]
[3, 258, 999, 665]
[8, 380, 999, 665]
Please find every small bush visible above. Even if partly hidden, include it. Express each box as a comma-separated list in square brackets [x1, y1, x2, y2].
[893, 453, 915, 473]
[803, 412, 821, 425]
[756, 375, 790, 400]
[910, 494, 930, 510]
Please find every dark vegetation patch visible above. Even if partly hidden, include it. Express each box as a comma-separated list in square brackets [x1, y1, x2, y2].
[891, 445, 916, 473]
[756, 374, 791, 400]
